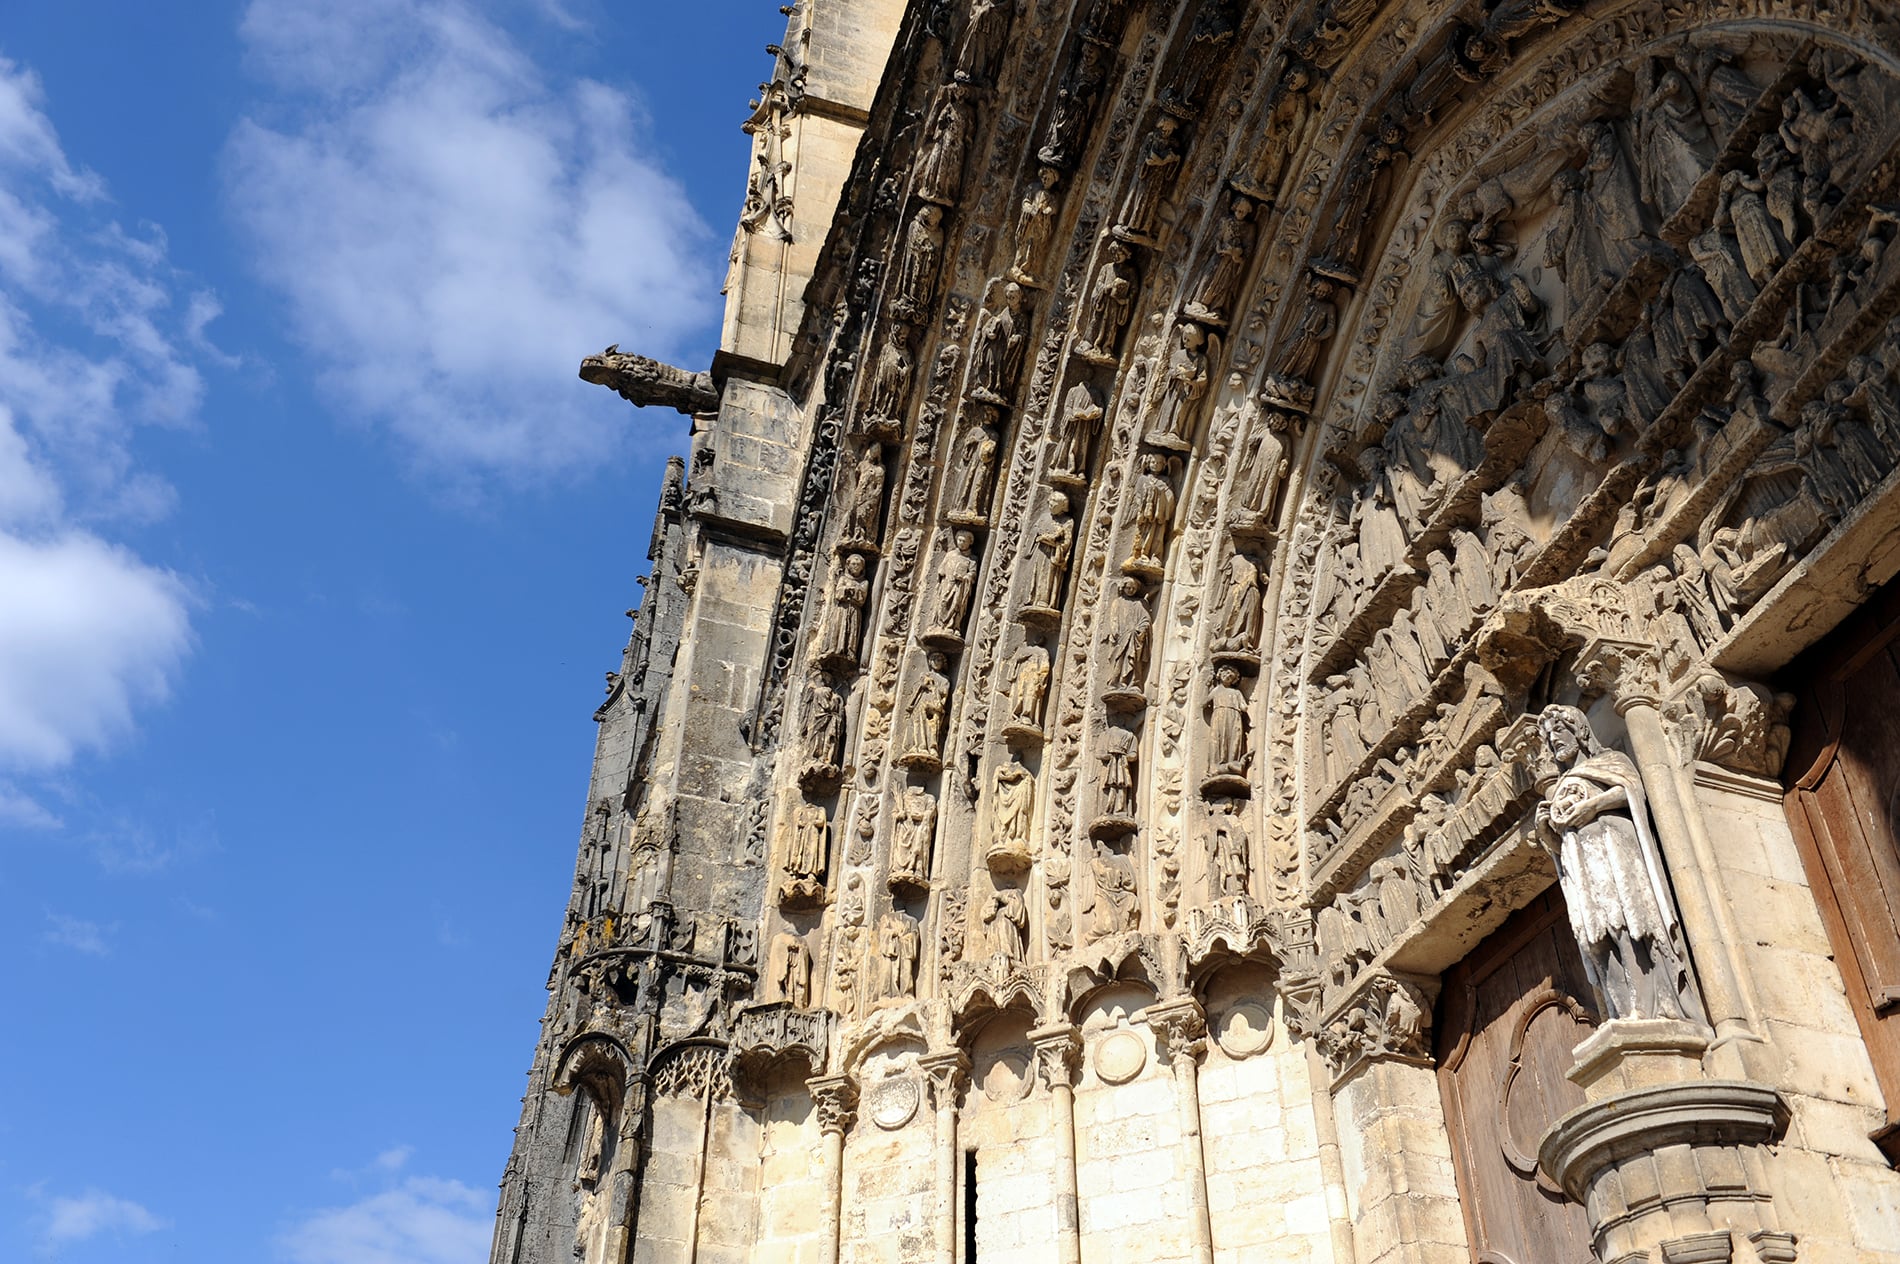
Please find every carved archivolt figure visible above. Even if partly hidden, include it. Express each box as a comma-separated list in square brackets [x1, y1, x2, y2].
[989, 756, 1037, 871]
[983, 886, 1028, 963]
[900, 651, 952, 765]
[1050, 380, 1104, 481]
[953, 0, 1010, 84]
[1575, 119, 1651, 289]
[771, 931, 812, 1007]
[1010, 167, 1062, 285]
[1090, 851, 1140, 936]
[786, 801, 829, 884]
[1098, 723, 1139, 821]
[1106, 577, 1153, 695]
[928, 530, 981, 640]
[1164, 0, 1240, 108]
[915, 89, 973, 206]
[1185, 195, 1256, 324]
[1638, 63, 1714, 215]
[840, 444, 886, 547]
[1717, 166, 1785, 287]
[1076, 242, 1136, 361]
[891, 785, 937, 888]
[1125, 454, 1177, 574]
[1205, 666, 1251, 780]
[970, 283, 1028, 404]
[947, 413, 1001, 521]
[1209, 799, 1249, 898]
[863, 324, 914, 432]
[1008, 639, 1051, 730]
[1273, 274, 1339, 389]
[1116, 115, 1183, 241]
[1534, 705, 1692, 1022]
[1039, 39, 1108, 168]
[801, 679, 845, 778]
[1025, 492, 1074, 614]
[874, 911, 920, 999]
[1149, 322, 1213, 447]
[815, 553, 870, 667]
[897, 205, 946, 315]
[1217, 550, 1263, 651]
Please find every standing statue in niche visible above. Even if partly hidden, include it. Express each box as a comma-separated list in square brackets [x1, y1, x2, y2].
[1125, 454, 1177, 575]
[1076, 242, 1138, 362]
[1097, 724, 1140, 823]
[801, 678, 845, 781]
[1217, 550, 1263, 652]
[947, 412, 1002, 522]
[1105, 577, 1154, 699]
[771, 931, 812, 1007]
[970, 283, 1028, 404]
[1024, 492, 1075, 616]
[840, 444, 886, 548]
[953, 0, 1010, 84]
[1269, 273, 1340, 397]
[1116, 115, 1183, 241]
[1090, 851, 1141, 936]
[815, 553, 870, 667]
[1205, 665, 1251, 781]
[874, 911, 920, 1000]
[928, 529, 981, 642]
[915, 88, 974, 206]
[1163, 0, 1240, 109]
[897, 206, 946, 317]
[890, 785, 937, 890]
[1010, 167, 1062, 285]
[1184, 195, 1256, 325]
[982, 886, 1028, 964]
[863, 325, 914, 435]
[1209, 799, 1250, 898]
[989, 756, 1037, 872]
[1148, 321, 1214, 449]
[1007, 638, 1052, 732]
[899, 651, 952, 767]
[1050, 380, 1104, 482]
[1039, 39, 1108, 168]
[1533, 705, 1693, 1022]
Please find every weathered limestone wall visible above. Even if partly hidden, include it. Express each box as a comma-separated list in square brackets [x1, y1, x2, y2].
[1071, 989, 1187, 1262]
[1333, 1063, 1468, 1264]
[755, 1078, 827, 1264]
[840, 1048, 939, 1262]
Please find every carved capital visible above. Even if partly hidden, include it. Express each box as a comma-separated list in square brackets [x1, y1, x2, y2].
[1664, 670, 1794, 779]
[807, 1073, 860, 1135]
[1028, 1023, 1081, 1090]
[1573, 636, 1665, 713]
[918, 1050, 970, 1110]
[1144, 997, 1209, 1063]
[1317, 969, 1438, 1084]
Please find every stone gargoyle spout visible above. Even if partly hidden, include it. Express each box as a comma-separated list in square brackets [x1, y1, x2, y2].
[578, 345, 719, 415]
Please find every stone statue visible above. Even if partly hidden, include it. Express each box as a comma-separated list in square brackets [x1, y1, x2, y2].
[815, 553, 870, 667]
[1024, 492, 1074, 615]
[1007, 639, 1051, 730]
[1217, 550, 1263, 652]
[928, 529, 981, 641]
[1574, 119, 1651, 292]
[900, 651, 952, 766]
[801, 678, 845, 779]
[1116, 115, 1183, 241]
[1125, 454, 1176, 574]
[1050, 380, 1104, 481]
[989, 756, 1037, 871]
[1209, 799, 1249, 898]
[1098, 724, 1139, 821]
[772, 931, 812, 1007]
[1090, 851, 1140, 936]
[916, 88, 974, 205]
[1206, 665, 1251, 780]
[1533, 705, 1692, 1022]
[1638, 62, 1713, 215]
[1039, 40, 1108, 169]
[1148, 321, 1213, 448]
[891, 784, 936, 889]
[787, 801, 829, 884]
[1273, 273, 1339, 390]
[1076, 241, 1137, 362]
[897, 205, 946, 315]
[969, 283, 1028, 404]
[954, 0, 1010, 84]
[1010, 167, 1062, 285]
[983, 886, 1028, 963]
[1716, 166, 1784, 288]
[841, 444, 886, 547]
[1184, 195, 1256, 324]
[874, 911, 920, 999]
[1163, 0, 1239, 109]
[1106, 577, 1153, 696]
[863, 324, 913, 434]
[947, 413, 1001, 521]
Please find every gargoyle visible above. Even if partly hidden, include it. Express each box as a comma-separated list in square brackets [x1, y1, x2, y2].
[579, 345, 719, 415]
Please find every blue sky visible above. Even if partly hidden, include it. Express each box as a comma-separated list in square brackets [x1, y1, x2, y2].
[0, 3, 773, 1260]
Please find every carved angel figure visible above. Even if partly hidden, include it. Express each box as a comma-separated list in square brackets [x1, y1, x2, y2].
[1534, 705, 1692, 1021]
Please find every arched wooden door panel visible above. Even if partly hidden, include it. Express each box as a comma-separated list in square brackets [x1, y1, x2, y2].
[1437, 890, 1599, 1264]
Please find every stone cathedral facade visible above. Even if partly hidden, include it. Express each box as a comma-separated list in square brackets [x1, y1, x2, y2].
[490, 0, 1900, 1260]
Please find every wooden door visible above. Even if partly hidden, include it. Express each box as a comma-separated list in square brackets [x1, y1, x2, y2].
[1437, 890, 1599, 1264]
[1783, 580, 1900, 1160]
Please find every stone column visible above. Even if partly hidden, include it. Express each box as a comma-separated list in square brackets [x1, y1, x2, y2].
[808, 1073, 858, 1264]
[919, 1050, 969, 1264]
[1146, 998, 1215, 1264]
[1030, 1023, 1082, 1264]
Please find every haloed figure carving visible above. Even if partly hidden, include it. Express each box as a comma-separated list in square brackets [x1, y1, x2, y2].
[1534, 705, 1693, 1022]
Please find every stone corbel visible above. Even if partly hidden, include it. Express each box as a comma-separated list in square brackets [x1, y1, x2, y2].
[1316, 969, 1438, 1086]
[727, 1002, 833, 1105]
[1663, 669, 1795, 780]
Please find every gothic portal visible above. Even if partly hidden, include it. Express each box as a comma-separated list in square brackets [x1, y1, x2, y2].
[492, 2, 1900, 1261]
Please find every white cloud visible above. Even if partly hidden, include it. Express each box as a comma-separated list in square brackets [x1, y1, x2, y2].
[41, 911, 113, 956]
[279, 1175, 493, 1264]
[36, 1187, 166, 1252]
[226, 0, 716, 486]
[0, 58, 204, 797]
